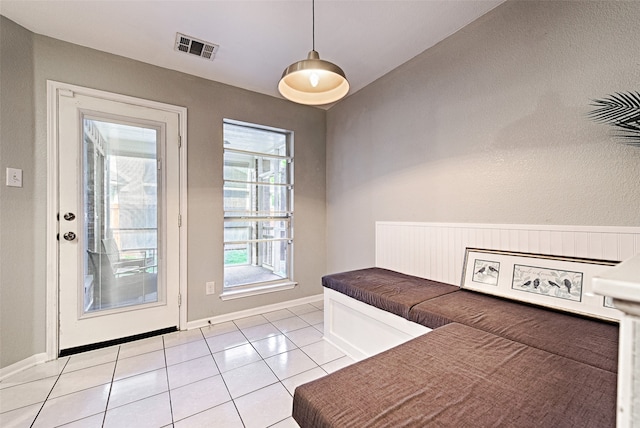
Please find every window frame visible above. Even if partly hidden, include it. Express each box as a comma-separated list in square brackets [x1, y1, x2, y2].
[221, 119, 296, 300]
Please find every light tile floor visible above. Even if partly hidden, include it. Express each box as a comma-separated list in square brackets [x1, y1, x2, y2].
[0, 301, 356, 428]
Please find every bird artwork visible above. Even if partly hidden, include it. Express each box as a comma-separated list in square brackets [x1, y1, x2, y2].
[472, 262, 499, 285]
[512, 265, 581, 302]
[564, 279, 572, 292]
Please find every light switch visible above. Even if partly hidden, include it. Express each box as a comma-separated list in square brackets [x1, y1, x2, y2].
[6, 168, 22, 187]
[206, 281, 215, 295]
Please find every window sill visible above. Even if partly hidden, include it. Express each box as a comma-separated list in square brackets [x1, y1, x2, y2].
[219, 281, 298, 301]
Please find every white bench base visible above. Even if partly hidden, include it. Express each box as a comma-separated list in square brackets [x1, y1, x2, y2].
[323, 287, 431, 361]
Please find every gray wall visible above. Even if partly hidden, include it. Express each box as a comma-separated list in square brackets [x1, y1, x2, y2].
[0, 16, 326, 368]
[0, 16, 41, 369]
[326, 1, 640, 273]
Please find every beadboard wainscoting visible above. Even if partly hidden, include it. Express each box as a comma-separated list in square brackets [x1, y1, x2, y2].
[376, 222, 640, 286]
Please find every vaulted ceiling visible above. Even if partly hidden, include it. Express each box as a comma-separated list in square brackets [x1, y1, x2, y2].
[1, 1, 504, 105]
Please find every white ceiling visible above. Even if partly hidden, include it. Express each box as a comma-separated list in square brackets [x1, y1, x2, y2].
[0, 0, 504, 106]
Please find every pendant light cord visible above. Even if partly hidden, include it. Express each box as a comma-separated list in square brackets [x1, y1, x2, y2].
[312, 0, 315, 51]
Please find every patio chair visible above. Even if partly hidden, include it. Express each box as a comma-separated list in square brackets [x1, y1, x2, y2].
[87, 249, 158, 309]
[101, 238, 155, 275]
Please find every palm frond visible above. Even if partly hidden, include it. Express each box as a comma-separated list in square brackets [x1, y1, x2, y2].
[589, 91, 640, 146]
[615, 131, 640, 147]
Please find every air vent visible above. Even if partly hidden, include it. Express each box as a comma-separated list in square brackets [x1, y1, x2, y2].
[175, 33, 219, 60]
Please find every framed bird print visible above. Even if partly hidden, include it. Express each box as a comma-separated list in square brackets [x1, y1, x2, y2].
[461, 248, 621, 321]
[472, 259, 500, 286]
[511, 264, 583, 301]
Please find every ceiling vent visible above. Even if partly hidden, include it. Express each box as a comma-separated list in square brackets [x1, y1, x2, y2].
[175, 33, 219, 60]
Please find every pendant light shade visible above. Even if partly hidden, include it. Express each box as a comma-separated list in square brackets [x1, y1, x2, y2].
[279, 50, 349, 105]
[278, 1, 349, 105]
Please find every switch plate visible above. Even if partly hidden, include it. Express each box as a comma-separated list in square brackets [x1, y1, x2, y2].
[6, 168, 22, 187]
[206, 281, 215, 295]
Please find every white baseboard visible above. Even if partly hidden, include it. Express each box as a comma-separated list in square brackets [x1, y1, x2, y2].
[0, 353, 48, 381]
[186, 294, 323, 330]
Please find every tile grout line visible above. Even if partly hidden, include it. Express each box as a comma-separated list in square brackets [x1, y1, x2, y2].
[100, 345, 121, 428]
[239, 317, 284, 383]
[233, 316, 284, 425]
[159, 335, 185, 427]
[200, 325, 246, 428]
[296, 340, 344, 372]
[237, 313, 326, 407]
[100, 346, 176, 420]
[233, 314, 311, 425]
[162, 327, 225, 425]
[28, 357, 70, 427]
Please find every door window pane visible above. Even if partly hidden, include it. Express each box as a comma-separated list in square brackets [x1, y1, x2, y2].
[83, 119, 160, 312]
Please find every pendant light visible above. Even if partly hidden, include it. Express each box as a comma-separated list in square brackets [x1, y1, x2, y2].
[278, 0, 349, 105]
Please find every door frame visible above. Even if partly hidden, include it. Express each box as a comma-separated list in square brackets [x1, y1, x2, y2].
[46, 81, 188, 360]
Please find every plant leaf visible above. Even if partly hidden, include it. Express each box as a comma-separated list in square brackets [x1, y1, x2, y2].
[589, 91, 640, 146]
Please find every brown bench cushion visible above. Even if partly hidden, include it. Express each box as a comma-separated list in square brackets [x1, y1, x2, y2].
[322, 268, 459, 318]
[293, 323, 616, 428]
[408, 290, 619, 373]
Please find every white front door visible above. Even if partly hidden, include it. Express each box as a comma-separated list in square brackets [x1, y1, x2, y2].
[56, 88, 181, 353]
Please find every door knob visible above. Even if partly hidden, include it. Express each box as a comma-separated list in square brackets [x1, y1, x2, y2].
[63, 232, 76, 241]
[63, 212, 76, 221]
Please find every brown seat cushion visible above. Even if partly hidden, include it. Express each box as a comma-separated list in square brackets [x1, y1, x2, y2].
[322, 268, 459, 319]
[408, 290, 619, 373]
[293, 323, 616, 428]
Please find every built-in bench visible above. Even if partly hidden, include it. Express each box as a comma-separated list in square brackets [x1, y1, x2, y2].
[294, 268, 619, 427]
[322, 268, 458, 360]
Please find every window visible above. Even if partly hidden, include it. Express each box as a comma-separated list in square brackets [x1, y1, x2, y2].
[223, 120, 294, 296]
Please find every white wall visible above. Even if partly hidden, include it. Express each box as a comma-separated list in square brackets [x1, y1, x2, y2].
[326, 1, 640, 273]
